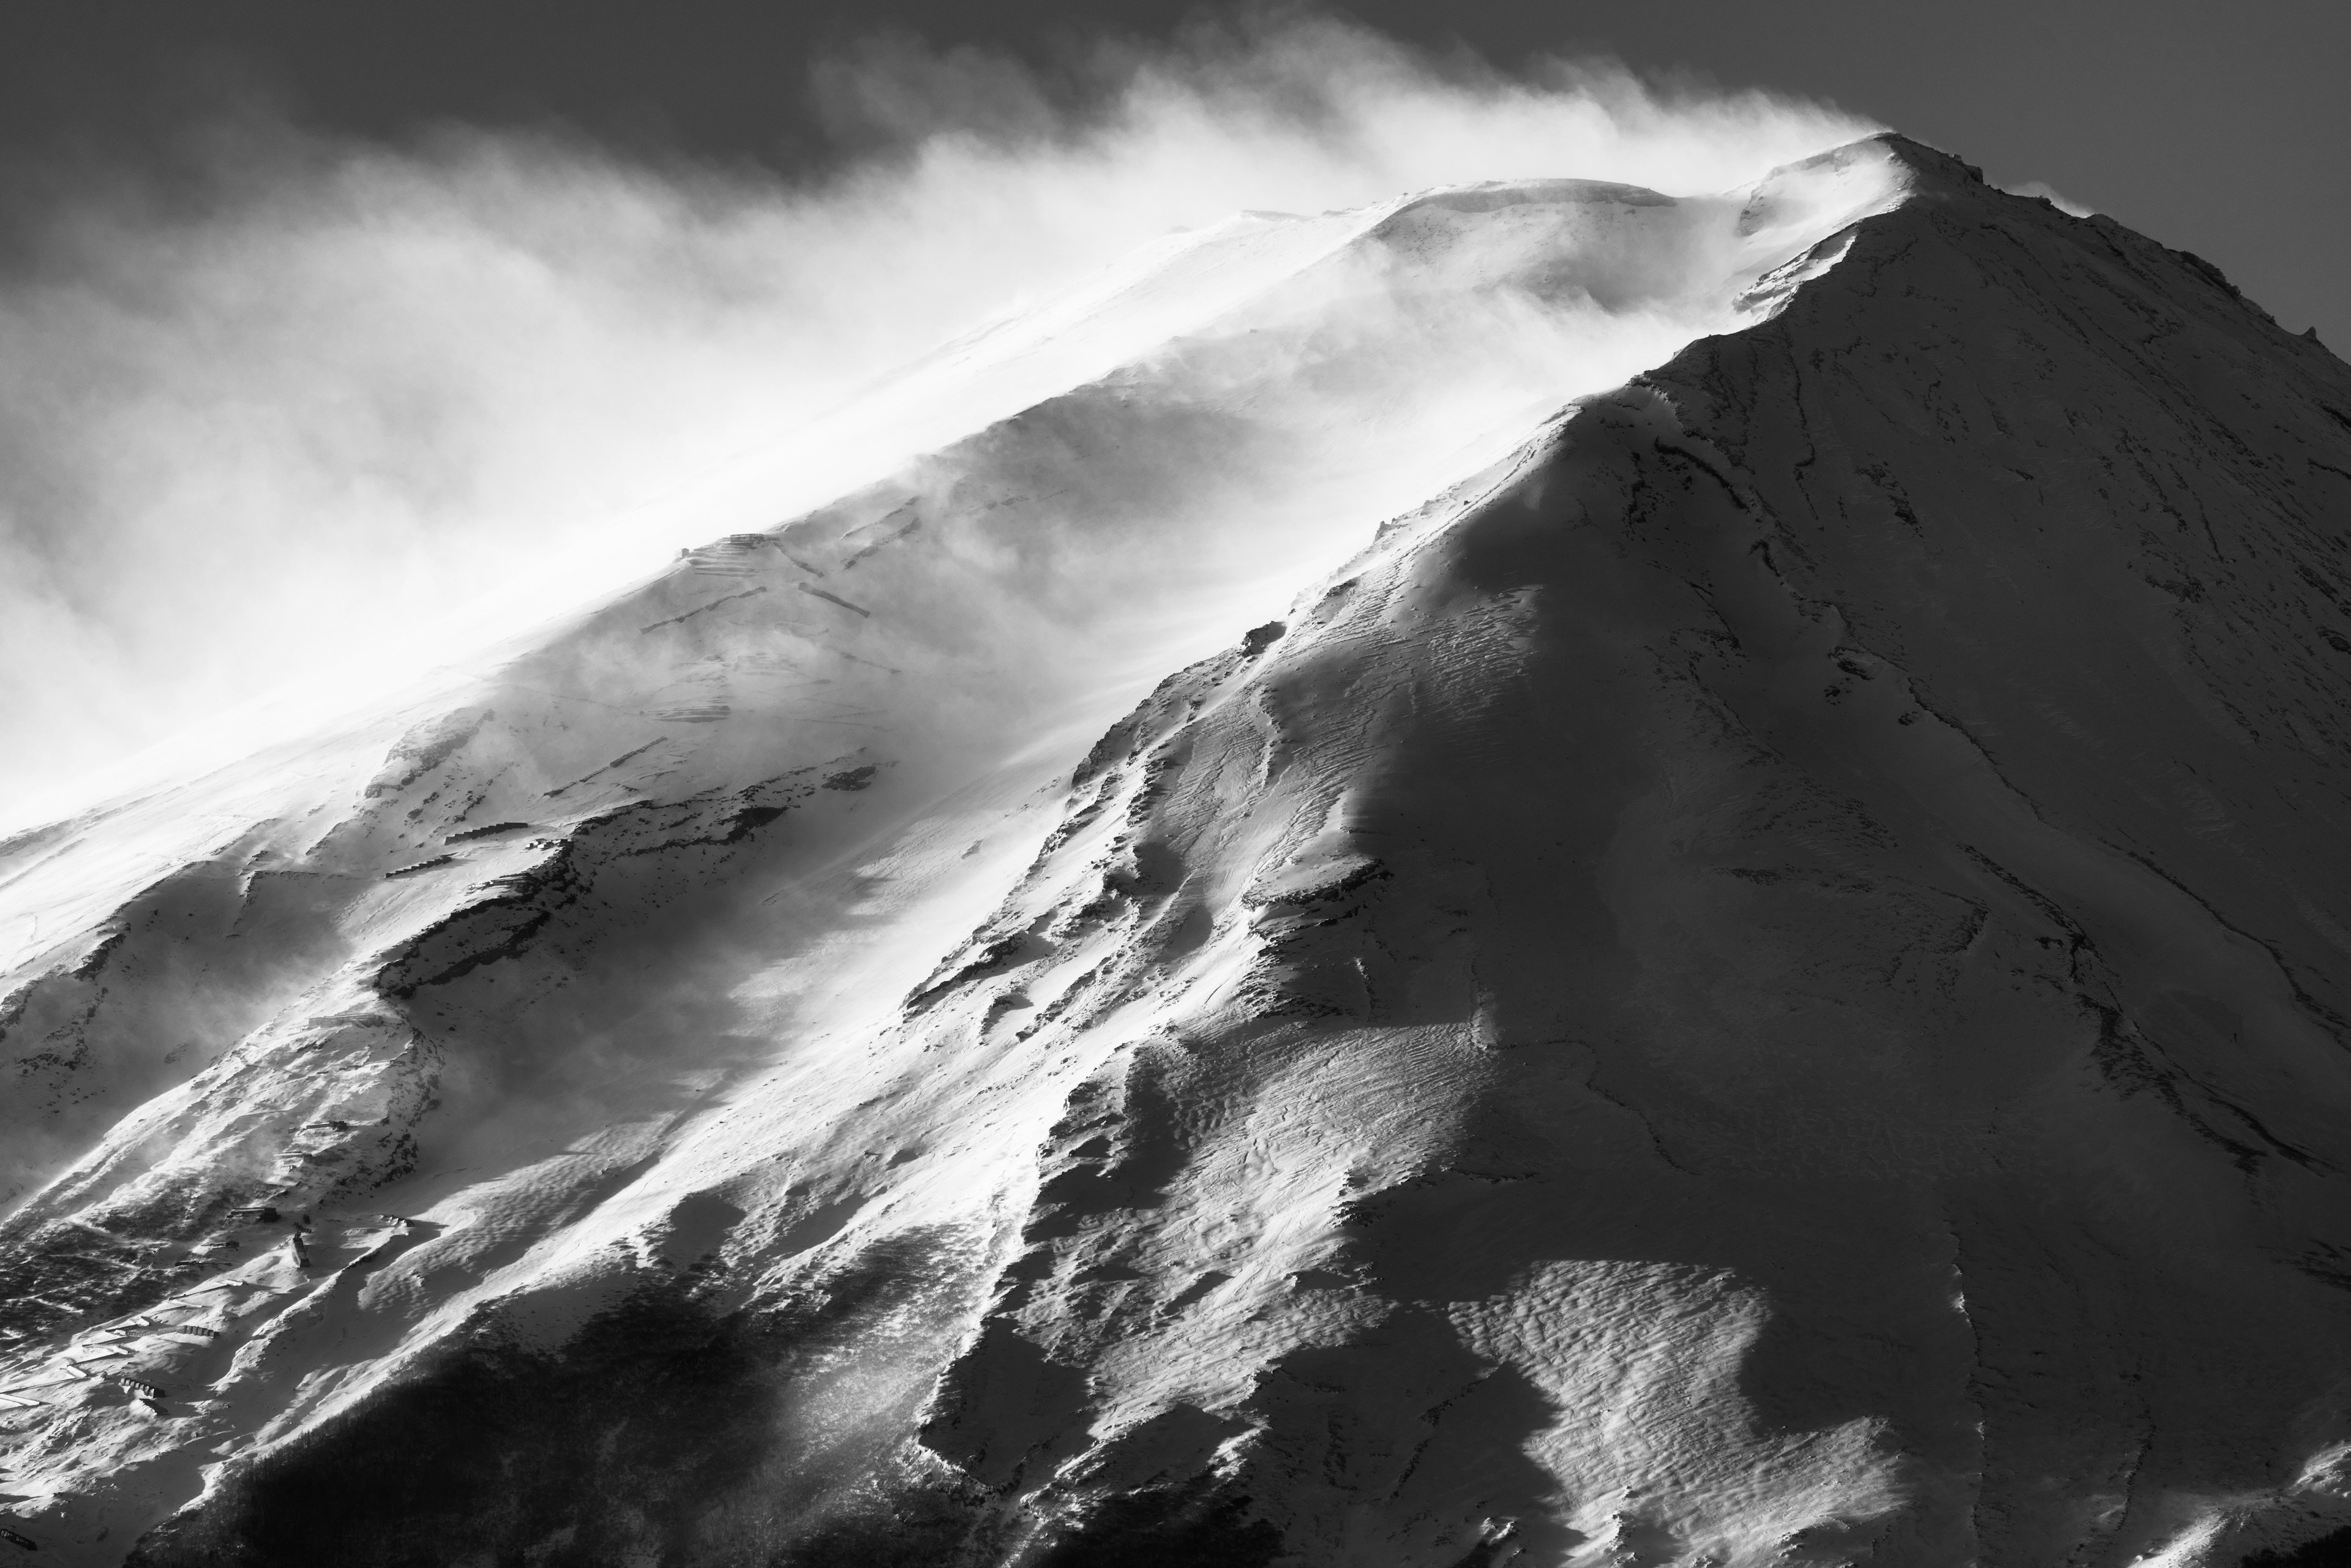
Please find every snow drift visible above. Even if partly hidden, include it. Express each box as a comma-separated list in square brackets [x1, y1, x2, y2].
[2, 133, 2350, 1568]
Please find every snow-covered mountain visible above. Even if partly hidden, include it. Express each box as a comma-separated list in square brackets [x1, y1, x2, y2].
[3, 132, 2350, 1567]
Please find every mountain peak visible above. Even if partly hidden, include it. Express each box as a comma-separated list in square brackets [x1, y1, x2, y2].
[1858, 128, 1990, 186]
[7, 132, 2351, 1568]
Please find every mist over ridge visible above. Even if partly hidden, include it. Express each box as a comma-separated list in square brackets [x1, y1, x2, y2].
[0, 15, 1877, 830]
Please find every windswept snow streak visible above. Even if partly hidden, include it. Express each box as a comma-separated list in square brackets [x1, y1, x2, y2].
[4, 135, 2350, 1567]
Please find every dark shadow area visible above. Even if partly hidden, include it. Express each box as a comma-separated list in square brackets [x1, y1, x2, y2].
[129, 1286, 785, 1567]
[1030, 1477, 1285, 1568]
[2246, 1526, 2351, 1567]
[126, 1232, 985, 1568]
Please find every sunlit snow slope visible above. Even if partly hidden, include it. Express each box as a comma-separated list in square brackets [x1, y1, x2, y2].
[4, 133, 2351, 1567]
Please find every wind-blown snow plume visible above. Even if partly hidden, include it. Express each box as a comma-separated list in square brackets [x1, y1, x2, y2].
[0, 17, 1873, 830]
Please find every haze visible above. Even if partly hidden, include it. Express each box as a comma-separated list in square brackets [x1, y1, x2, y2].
[0, 18, 1879, 831]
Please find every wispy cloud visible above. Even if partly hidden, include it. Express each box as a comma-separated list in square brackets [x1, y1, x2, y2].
[2000, 178, 2095, 217]
[0, 15, 1875, 825]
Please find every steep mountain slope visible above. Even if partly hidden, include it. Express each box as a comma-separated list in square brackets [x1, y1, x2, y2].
[2, 133, 2349, 1567]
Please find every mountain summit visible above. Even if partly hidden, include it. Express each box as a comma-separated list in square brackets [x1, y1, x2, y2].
[4, 133, 2350, 1567]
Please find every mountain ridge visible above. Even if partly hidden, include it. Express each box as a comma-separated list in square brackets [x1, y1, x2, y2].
[2, 132, 2349, 1566]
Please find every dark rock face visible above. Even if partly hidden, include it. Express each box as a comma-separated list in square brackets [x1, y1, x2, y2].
[129, 1292, 793, 1568]
[2246, 1527, 2351, 1567]
[127, 1236, 995, 1568]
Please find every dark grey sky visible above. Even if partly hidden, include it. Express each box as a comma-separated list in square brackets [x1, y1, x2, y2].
[4, 0, 2344, 347]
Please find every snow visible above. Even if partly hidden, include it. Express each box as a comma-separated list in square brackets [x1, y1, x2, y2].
[4, 131, 2350, 1566]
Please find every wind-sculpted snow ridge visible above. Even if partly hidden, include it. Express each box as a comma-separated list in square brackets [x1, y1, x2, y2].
[3, 132, 2350, 1566]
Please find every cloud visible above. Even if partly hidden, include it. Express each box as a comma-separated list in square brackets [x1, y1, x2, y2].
[2001, 178, 2096, 218]
[0, 14, 1877, 829]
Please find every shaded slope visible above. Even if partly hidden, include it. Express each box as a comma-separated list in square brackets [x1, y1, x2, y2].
[724, 137, 2351, 1566]
[963, 137, 2351, 1566]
